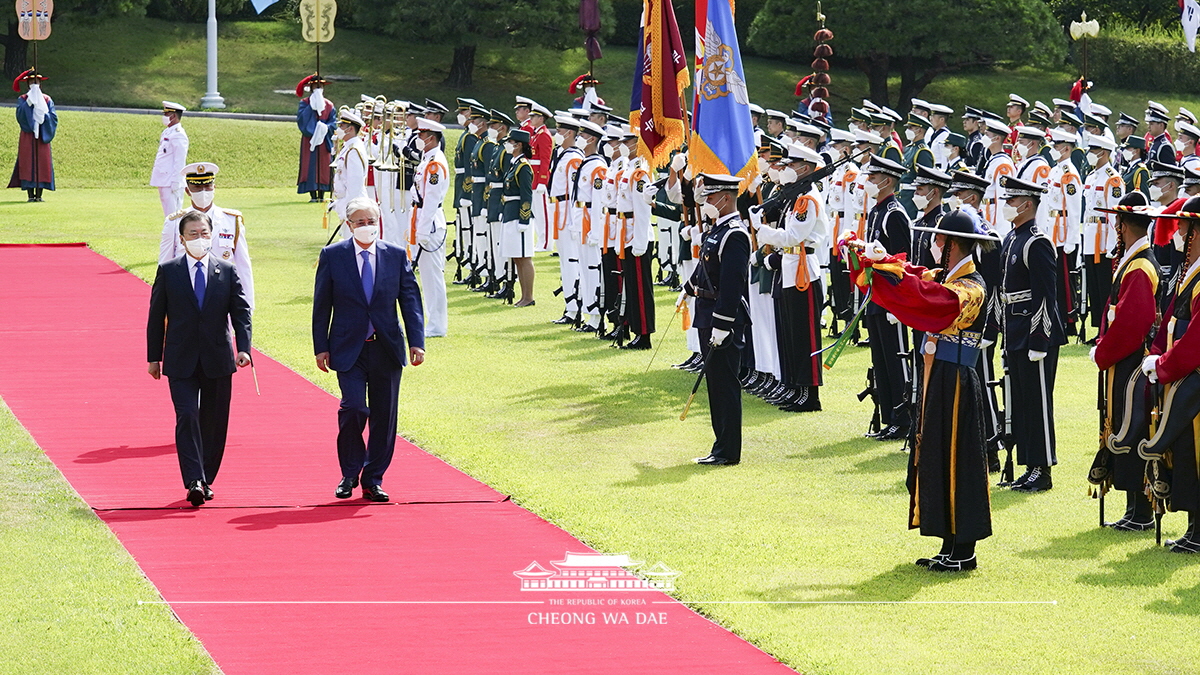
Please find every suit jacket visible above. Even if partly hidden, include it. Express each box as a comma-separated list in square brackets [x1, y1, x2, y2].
[312, 239, 425, 372]
[147, 255, 252, 379]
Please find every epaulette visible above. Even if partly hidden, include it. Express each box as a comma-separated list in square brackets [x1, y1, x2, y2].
[167, 208, 192, 220]
[221, 208, 243, 217]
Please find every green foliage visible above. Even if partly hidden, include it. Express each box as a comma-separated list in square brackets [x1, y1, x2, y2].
[1083, 22, 1200, 95]
[354, 0, 608, 50]
[145, 0, 248, 22]
[51, 0, 151, 17]
[1048, 0, 1181, 30]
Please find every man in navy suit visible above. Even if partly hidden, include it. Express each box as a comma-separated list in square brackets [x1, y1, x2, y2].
[148, 211, 253, 507]
[313, 197, 426, 502]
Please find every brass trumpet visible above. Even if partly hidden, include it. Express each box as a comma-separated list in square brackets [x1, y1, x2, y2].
[374, 101, 404, 173]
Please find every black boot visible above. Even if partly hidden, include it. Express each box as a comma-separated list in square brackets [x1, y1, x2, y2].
[1011, 465, 1052, 493]
[620, 334, 652, 350]
[26, 188, 36, 202]
[1106, 490, 1155, 531]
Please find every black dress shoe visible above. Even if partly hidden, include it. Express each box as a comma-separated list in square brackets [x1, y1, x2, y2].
[362, 484, 390, 502]
[574, 324, 598, 333]
[552, 314, 574, 325]
[1168, 537, 1200, 553]
[915, 554, 947, 568]
[335, 477, 359, 499]
[203, 484, 214, 501]
[693, 455, 739, 466]
[1106, 517, 1155, 532]
[876, 425, 910, 441]
[929, 556, 977, 572]
[186, 481, 206, 507]
[1011, 466, 1052, 493]
[620, 335, 652, 350]
[1009, 468, 1034, 489]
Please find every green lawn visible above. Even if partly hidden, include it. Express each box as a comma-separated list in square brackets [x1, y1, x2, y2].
[5, 16, 1199, 123]
[2, 111, 1199, 674]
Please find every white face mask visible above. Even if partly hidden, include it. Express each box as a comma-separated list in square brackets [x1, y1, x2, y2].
[618, 143, 631, 158]
[1002, 203, 1021, 222]
[353, 225, 380, 245]
[190, 190, 214, 209]
[1149, 184, 1165, 202]
[945, 196, 963, 210]
[912, 193, 931, 211]
[757, 157, 770, 174]
[457, 112, 468, 126]
[184, 236, 211, 258]
[487, 128, 499, 142]
[779, 167, 798, 185]
[929, 239, 943, 262]
[162, 115, 172, 127]
[1175, 139, 1187, 152]
[552, 132, 565, 145]
[767, 167, 781, 183]
[700, 202, 720, 221]
[1086, 151, 1101, 166]
[603, 144, 615, 159]
[504, 142, 516, 156]
[1174, 229, 1186, 252]
[863, 180, 880, 199]
[1054, 147, 1069, 163]
[904, 128, 917, 142]
[1122, 148, 1135, 162]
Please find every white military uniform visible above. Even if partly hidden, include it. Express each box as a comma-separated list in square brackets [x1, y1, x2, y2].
[575, 154, 608, 329]
[151, 123, 189, 217]
[409, 144, 450, 337]
[332, 134, 369, 239]
[1082, 161, 1125, 261]
[159, 203, 254, 313]
[1046, 157, 1084, 254]
[376, 127, 407, 245]
[550, 144, 584, 318]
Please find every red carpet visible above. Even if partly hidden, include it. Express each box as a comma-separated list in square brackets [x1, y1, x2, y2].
[0, 244, 794, 674]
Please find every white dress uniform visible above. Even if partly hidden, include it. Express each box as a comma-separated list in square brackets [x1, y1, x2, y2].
[575, 154, 608, 329]
[602, 154, 627, 255]
[929, 126, 950, 170]
[1081, 161, 1124, 260]
[159, 204, 254, 313]
[754, 183, 830, 294]
[981, 151, 1016, 237]
[409, 144, 450, 337]
[150, 122, 189, 217]
[1045, 157, 1084, 254]
[332, 134, 369, 239]
[550, 144, 584, 318]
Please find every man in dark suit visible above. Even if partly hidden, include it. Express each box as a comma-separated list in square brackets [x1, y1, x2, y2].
[147, 211, 253, 507]
[313, 197, 426, 502]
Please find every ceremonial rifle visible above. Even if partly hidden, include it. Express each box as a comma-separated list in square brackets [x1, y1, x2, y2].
[754, 148, 870, 223]
[1097, 367, 1108, 526]
[996, 350, 1016, 485]
[857, 366, 881, 437]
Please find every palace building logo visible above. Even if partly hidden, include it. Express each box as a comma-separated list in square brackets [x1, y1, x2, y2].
[514, 552, 680, 592]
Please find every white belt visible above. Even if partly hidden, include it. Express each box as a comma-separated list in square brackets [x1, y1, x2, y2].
[489, 182, 504, 188]
[1001, 290, 1032, 304]
[454, 168, 466, 174]
[502, 196, 519, 202]
[471, 177, 486, 182]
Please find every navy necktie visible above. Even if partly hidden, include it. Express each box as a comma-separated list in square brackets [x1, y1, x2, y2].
[361, 250, 375, 339]
[194, 260, 206, 307]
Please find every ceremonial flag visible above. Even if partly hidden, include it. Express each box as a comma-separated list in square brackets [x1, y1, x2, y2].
[1184, 0, 1200, 52]
[690, 0, 756, 187]
[630, 0, 690, 169]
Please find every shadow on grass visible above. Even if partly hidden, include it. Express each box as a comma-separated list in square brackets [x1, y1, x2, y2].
[1146, 580, 1200, 616]
[787, 437, 878, 460]
[853, 449, 909, 474]
[613, 462, 711, 488]
[1019, 526, 1135, 561]
[1075, 546, 1196, 588]
[278, 295, 315, 306]
[750, 563, 961, 604]
[987, 486, 1037, 512]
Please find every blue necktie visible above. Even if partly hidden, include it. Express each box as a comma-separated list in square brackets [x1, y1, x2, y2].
[361, 250, 374, 339]
[194, 260, 206, 307]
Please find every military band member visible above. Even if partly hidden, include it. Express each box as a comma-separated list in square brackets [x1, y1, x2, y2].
[1081, 135, 1126, 330]
[684, 174, 752, 465]
[501, 129, 537, 306]
[1139, 197, 1200, 552]
[407, 119, 450, 337]
[994, 175, 1066, 492]
[152, 102, 189, 217]
[844, 210, 998, 571]
[980, 119, 1015, 236]
[485, 110, 516, 301]
[8, 69, 56, 202]
[331, 109, 369, 239]
[1087, 193, 1158, 530]
[159, 162, 255, 314]
[295, 75, 334, 202]
[549, 115, 586, 325]
[862, 155, 912, 439]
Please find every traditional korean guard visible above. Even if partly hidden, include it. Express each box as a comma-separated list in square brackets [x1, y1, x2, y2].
[8, 69, 56, 202]
[295, 75, 334, 202]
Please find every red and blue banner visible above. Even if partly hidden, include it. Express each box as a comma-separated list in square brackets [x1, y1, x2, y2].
[690, 0, 756, 187]
[630, 0, 690, 169]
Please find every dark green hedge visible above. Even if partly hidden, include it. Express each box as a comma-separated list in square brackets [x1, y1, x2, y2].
[1082, 33, 1200, 94]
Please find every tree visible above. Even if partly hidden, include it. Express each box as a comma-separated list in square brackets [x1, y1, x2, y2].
[2, 0, 150, 80]
[356, 0, 613, 88]
[748, 0, 1066, 111]
[1047, 0, 1180, 31]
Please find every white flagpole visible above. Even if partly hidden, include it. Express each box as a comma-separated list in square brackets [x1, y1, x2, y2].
[200, 0, 226, 109]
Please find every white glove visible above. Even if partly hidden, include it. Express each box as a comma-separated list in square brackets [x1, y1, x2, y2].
[863, 241, 888, 261]
[748, 174, 763, 192]
[1028, 350, 1047, 362]
[676, 289, 689, 308]
[982, 339, 995, 348]
[641, 185, 658, 205]
[671, 153, 687, 172]
[632, 244, 648, 257]
[748, 206, 764, 231]
[710, 328, 730, 347]
[459, 198, 472, 209]
[309, 88, 326, 116]
[886, 312, 899, 325]
[1088, 346, 1098, 364]
[519, 222, 531, 233]
[1141, 355, 1160, 383]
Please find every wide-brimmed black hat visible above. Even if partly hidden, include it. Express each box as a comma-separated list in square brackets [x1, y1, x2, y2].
[911, 209, 1001, 241]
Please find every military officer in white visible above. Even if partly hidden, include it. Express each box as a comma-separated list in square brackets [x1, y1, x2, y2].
[158, 162, 254, 313]
[1081, 134, 1125, 329]
[150, 101, 189, 217]
[331, 109, 369, 240]
[408, 118, 450, 337]
[549, 114, 586, 325]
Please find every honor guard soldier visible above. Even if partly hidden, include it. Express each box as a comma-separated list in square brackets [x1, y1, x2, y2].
[961, 107, 986, 170]
[597, 126, 628, 336]
[1139, 197, 1200, 552]
[1148, 161, 1188, 288]
[980, 119, 1016, 235]
[571, 119, 609, 332]
[525, 103, 555, 252]
[1122, 136, 1150, 196]
[8, 69, 56, 202]
[464, 103, 495, 288]
[1053, 111, 1089, 176]
[331, 108, 369, 239]
[615, 132, 656, 349]
[152, 101, 189, 217]
[1081, 135, 1126, 332]
[750, 143, 829, 411]
[861, 154, 912, 439]
[1087, 192, 1159, 531]
[1174, 122, 1200, 172]
[1145, 102, 1175, 165]
[910, 165, 952, 268]
[500, 129, 537, 307]
[1114, 111, 1140, 172]
[826, 129, 861, 332]
[1014, 125, 1052, 187]
[993, 175, 1065, 492]
[898, 112, 935, 217]
[743, 140, 785, 396]
[925, 102, 954, 170]
[586, 101, 612, 131]
[549, 114, 586, 325]
[942, 133, 969, 174]
[452, 98, 483, 287]
[406, 118, 450, 337]
[159, 162, 255, 313]
[1006, 93, 1029, 133]
[843, 210, 998, 572]
[1044, 128, 1085, 337]
[1184, 165, 1200, 198]
[684, 174, 752, 465]
[295, 75, 334, 202]
[484, 110, 516, 300]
